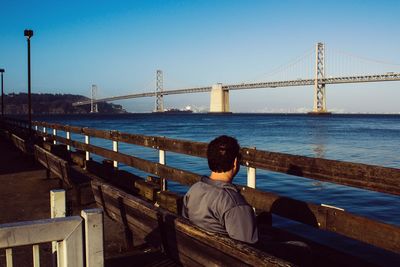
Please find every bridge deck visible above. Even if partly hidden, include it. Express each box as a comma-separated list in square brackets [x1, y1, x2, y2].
[0, 136, 178, 267]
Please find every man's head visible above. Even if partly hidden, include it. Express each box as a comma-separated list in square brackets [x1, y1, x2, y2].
[207, 135, 241, 178]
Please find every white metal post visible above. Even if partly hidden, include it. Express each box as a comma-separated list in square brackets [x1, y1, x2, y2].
[66, 131, 71, 151]
[33, 244, 40, 267]
[51, 189, 66, 267]
[113, 140, 118, 168]
[85, 135, 90, 161]
[53, 129, 57, 145]
[81, 209, 104, 267]
[43, 127, 47, 142]
[247, 167, 256, 189]
[57, 220, 84, 267]
[51, 189, 66, 218]
[159, 149, 167, 191]
[6, 248, 13, 267]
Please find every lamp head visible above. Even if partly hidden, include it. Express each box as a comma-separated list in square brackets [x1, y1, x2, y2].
[24, 29, 34, 38]
[0, 69, 4, 73]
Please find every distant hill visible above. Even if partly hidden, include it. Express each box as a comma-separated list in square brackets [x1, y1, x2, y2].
[2, 93, 127, 115]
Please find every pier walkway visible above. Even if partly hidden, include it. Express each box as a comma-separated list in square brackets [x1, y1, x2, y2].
[0, 136, 179, 267]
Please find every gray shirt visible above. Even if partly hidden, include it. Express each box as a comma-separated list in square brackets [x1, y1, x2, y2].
[182, 176, 258, 244]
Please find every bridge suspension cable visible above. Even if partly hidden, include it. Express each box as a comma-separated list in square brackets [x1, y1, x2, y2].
[241, 47, 314, 84]
[327, 48, 400, 77]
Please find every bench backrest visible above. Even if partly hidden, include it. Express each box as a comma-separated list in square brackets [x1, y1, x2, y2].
[34, 145, 72, 187]
[11, 134, 28, 153]
[90, 177, 290, 266]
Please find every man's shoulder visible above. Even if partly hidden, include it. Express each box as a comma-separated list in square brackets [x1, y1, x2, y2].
[185, 177, 250, 208]
[220, 186, 249, 208]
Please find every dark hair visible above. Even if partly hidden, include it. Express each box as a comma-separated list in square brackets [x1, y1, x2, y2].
[207, 135, 240, 173]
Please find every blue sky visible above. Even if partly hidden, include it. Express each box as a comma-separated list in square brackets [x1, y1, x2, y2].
[1, 0, 400, 113]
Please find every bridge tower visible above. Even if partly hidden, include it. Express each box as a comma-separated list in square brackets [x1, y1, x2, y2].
[311, 42, 329, 114]
[154, 70, 164, 112]
[209, 83, 230, 113]
[90, 84, 98, 113]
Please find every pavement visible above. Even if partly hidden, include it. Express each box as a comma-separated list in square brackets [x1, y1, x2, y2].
[0, 135, 179, 267]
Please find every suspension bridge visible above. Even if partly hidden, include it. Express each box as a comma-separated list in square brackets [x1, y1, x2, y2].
[73, 43, 400, 114]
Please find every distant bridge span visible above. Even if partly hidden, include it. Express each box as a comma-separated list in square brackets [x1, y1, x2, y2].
[73, 73, 400, 107]
[73, 43, 400, 113]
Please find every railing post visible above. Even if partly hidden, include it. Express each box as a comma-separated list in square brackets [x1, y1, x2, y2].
[81, 209, 104, 267]
[51, 189, 66, 267]
[33, 244, 40, 267]
[53, 129, 57, 145]
[245, 148, 256, 189]
[66, 131, 71, 151]
[6, 248, 13, 267]
[85, 135, 90, 161]
[51, 189, 66, 218]
[57, 219, 84, 267]
[113, 140, 118, 168]
[43, 127, 46, 142]
[159, 149, 167, 191]
[247, 167, 256, 189]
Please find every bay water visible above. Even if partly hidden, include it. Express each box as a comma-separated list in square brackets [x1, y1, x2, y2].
[35, 113, 400, 227]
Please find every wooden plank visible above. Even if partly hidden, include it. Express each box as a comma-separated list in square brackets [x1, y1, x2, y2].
[172, 218, 293, 267]
[34, 123, 400, 196]
[156, 191, 183, 215]
[0, 217, 82, 248]
[49, 135, 201, 186]
[241, 148, 400, 195]
[325, 209, 400, 254]
[173, 230, 252, 266]
[238, 185, 400, 254]
[134, 179, 160, 201]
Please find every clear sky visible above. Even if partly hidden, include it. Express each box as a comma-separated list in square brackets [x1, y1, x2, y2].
[1, 0, 400, 113]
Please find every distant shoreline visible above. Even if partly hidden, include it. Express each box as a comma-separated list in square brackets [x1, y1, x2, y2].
[21, 112, 399, 117]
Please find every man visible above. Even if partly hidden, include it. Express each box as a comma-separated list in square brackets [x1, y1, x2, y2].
[182, 135, 258, 244]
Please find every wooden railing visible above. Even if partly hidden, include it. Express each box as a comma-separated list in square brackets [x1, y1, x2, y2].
[1, 117, 399, 255]
[0, 190, 104, 267]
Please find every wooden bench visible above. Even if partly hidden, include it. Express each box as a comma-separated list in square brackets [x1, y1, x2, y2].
[90, 176, 292, 266]
[10, 133, 30, 154]
[42, 142, 70, 161]
[33, 145, 92, 205]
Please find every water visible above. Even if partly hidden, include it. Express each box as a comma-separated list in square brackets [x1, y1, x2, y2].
[34, 113, 400, 226]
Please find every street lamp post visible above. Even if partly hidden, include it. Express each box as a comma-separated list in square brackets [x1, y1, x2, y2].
[24, 29, 33, 136]
[0, 68, 4, 116]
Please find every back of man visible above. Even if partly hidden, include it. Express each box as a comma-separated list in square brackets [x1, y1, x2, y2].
[182, 135, 258, 244]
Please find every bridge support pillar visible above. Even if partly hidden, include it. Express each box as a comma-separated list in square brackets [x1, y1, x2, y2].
[209, 83, 230, 113]
[310, 42, 331, 115]
[154, 70, 164, 112]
